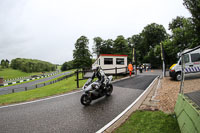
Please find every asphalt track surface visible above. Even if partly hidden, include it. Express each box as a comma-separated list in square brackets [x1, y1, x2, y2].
[0, 75, 157, 133]
[0, 71, 71, 94]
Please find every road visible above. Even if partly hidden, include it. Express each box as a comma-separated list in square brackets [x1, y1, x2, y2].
[0, 75, 157, 133]
[0, 71, 72, 94]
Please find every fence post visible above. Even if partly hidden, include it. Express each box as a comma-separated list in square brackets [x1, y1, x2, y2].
[115, 67, 117, 79]
[36, 84, 37, 88]
[44, 83, 45, 86]
[12, 89, 14, 93]
[76, 70, 79, 88]
[82, 69, 84, 79]
[25, 87, 27, 91]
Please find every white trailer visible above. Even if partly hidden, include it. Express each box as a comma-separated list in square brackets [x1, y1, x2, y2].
[93, 54, 128, 74]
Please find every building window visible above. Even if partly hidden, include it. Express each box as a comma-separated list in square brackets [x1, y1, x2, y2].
[104, 58, 113, 65]
[116, 58, 124, 65]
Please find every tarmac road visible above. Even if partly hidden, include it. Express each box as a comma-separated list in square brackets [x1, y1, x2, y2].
[0, 75, 157, 133]
[0, 71, 72, 94]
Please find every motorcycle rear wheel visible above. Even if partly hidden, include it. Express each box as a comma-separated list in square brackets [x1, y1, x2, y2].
[106, 84, 113, 96]
[81, 94, 92, 106]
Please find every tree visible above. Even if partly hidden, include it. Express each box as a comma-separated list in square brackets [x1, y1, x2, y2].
[5, 59, 9, 68]
[137, 23, 167, 67]
[113, 35, 129, 55]
[183, 0, 200, 33]
[100, 39, 114, 54]
[1, 59, 6, 69]
[130, 34, 143, 64]
[93, 37, 103, 57]
[141, 23, 167, 50]
[183, 0, 200, 46]
[170, 17, 196, 48]
[73, 36, 92, 69]
[61, 60, 74, 71]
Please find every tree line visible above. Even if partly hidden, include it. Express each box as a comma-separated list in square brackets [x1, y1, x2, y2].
[63, 0, 199, 71]
[10, 58, 56, 73]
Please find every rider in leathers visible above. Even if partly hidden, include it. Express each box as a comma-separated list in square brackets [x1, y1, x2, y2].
[91, 66, 106, 91]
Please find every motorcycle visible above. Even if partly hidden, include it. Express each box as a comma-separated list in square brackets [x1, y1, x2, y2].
[80, 75, 113, 106]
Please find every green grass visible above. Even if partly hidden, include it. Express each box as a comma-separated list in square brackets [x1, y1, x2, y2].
[57, 65, 62, 70]
[0, 74, 87, 105]
[115, 110, 180, 133]
[0, 68, 41, 80]
[0, 70, 70, 88]
[0, 70, 125, 105]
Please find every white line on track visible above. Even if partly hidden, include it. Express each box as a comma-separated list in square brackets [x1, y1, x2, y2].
[0, 90, 82, 109]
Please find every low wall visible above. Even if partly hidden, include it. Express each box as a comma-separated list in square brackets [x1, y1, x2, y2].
[174, 94, 200, 133]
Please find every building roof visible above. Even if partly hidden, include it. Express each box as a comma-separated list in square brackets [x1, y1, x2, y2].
[100, 54, 128, 57]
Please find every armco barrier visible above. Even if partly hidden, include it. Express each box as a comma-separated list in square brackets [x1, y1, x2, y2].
[1, 71, 60, 86]
[0, 73, 75, 95]
[175, 94, 200, 133]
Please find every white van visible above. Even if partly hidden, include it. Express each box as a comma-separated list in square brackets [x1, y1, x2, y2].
[169, 48, 200, 81]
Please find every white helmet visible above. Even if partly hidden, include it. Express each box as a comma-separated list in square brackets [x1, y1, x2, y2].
[92, 65, 97, 70]
[92, 65, 100, 71]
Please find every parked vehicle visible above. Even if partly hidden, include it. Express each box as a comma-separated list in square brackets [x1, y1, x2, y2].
[80, 75, 113, 106]
[169, 48, 200, 81]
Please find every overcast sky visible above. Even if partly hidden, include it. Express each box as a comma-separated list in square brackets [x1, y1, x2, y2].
[0, 0, 191, 65]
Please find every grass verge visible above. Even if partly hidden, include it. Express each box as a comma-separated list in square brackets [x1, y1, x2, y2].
[0, 68, 40, 80]
[0, 74, 87, 106]
[115, 110, 180, 133]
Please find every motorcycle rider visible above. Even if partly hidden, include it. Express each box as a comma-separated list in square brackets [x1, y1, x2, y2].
[91, 66, 107, 91]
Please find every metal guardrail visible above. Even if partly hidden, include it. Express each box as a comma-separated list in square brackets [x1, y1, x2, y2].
[0, 73, 75, 96]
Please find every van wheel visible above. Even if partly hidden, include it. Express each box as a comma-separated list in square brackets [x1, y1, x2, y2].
[175, 72, 181, 81]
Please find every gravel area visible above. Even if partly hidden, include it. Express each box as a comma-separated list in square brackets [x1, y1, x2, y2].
[155, 77, 180, 113]
[140, 74, 200, 113]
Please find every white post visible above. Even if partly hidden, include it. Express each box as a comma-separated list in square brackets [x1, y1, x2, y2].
[163, 60, 165, 77]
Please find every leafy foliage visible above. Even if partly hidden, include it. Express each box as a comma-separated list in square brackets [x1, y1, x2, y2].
[10, 58, 56, 73]
[0, 59, 9, 69]
[92, 37, 103, 57]
[129, 23, 167, 68]
[61, 60, 74, 71]
[73, 36, 92, 69]
[184, 0, 200, 41]
[113, 35, 129, 55]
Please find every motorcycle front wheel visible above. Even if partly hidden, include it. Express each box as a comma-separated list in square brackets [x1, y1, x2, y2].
[80, 94, 92, 106]
[106, 84, 113, 96]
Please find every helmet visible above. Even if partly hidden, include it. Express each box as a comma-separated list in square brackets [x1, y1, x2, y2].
[92, 65, 100, 71]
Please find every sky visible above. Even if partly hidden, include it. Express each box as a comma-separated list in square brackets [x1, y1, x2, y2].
[0, 0, 191, 65]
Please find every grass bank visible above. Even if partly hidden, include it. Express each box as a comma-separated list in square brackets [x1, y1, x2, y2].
[0, 74, 87, 105]
[115, 110, 180, 133]
[0, 68, 40, 80]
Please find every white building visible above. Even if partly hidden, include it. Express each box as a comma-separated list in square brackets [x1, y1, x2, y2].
[93, 54, 128, 74]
